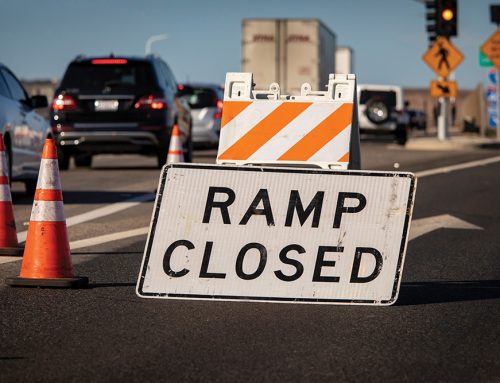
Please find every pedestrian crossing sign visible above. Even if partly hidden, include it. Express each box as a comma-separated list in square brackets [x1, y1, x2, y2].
[422, 37, 464, 78]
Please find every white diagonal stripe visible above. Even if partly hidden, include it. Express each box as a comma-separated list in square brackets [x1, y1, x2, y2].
[0, 184, 12, 201]
[36, 159, 62, 190]
[308, 124, 352, 162]
[30, 200, 65, 222]
[0, 151, 8, 177]
[248, 103, 341, 161]
[217, 101, 280, 156]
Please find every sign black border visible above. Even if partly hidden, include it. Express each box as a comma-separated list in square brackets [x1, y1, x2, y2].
[137, 164, 416, 305]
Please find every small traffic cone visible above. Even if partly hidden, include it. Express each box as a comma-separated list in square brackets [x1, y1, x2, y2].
[166, 124, 184, 164]
[0, 135, 23, 256]
[6, 138, 88, 288]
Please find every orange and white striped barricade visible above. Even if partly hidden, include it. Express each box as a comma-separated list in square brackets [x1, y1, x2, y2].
[216, 72, 361, 170]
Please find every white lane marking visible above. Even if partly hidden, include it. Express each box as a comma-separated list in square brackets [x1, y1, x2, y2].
[415, 155, 500, 178]
[0, 227, 150, 264]
[0, 256, 19, 265]
[4, 155, 498, 263]
[409, 214, 483, 241]
[0, 214, 485, 263]
[70, 227, 149, 250]
[17, 193, 155, 243]
[69, 214, 484, 251]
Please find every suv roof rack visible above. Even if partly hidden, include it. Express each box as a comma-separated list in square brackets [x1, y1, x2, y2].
[73, 54, 86, 62]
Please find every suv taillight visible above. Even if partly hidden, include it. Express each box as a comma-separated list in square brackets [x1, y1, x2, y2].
[214, 99, 223, 119]
[134, 95, 166, 110]
[51, 94, 77, 111]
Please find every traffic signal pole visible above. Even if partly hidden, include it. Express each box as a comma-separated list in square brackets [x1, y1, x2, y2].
[424, 0, 458, 141]
[437, 96, 449, 140]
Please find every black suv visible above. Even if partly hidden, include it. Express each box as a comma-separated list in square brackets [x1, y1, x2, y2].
[50, 55, 192, 169]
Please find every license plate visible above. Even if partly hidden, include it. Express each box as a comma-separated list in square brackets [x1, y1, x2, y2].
[94, 100, 119, 111]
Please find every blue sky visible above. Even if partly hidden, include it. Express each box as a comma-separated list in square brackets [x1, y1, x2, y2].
[0, 0, 494, 89]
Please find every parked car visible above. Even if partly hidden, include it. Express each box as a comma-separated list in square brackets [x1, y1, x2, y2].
[0, 62, 50, 194]
[50, 55, 192, 169]
[177, 83, 223, 148]
[357, 84, 408, 145]
[407, 109, 427, 131]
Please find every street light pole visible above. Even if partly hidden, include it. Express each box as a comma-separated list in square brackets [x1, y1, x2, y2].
[145, 34, 168, 55]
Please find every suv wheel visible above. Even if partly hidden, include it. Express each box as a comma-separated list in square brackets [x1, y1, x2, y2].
[57, 147, 70, 170]
[24, 180, 37, 196]
[395, 125, 408, 146]
[74, 153, 92, 168]
[157, 150, 167, 168]
[4, 138, 12, 183]
[183, 139, 193, 163]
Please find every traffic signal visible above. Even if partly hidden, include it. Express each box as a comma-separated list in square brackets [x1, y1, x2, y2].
[436, 0, 457, 37]
[425, 0, 457, 40]
[425, 0, 438, 44]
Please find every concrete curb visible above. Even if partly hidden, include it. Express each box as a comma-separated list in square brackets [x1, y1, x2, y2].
[403, 135, 499, 151]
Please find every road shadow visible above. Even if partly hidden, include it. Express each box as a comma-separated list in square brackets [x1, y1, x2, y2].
[12, 191, 154, 205]
[397, 280, 500, 306]
[87, 282, 136, 289]
[90, 165, 159, 171]
[480, 142, 500, 150]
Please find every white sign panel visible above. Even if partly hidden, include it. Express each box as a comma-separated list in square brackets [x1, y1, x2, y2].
[137, 164, 416, 305]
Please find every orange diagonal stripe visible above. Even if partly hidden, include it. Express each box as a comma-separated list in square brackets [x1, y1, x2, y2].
[278, 103, 353, 161]
[337, 152, 349, 163]
[221, 101, 252, 128]
[218, 102, 312, 160]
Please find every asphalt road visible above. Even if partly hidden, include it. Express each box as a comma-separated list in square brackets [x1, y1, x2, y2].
[1, 140, 499, 382]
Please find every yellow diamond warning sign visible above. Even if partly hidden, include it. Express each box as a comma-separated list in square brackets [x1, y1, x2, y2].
[481, 29, 500, 69]
[422, 37, 464, 78]
[430, 80, 458, 98]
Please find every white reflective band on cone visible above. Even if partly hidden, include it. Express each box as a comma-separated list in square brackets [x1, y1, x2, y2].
[0, 184, 12, 202]
[36, 159, 62, 190]
[0, 155, 8, 177]
[30, 201, 66, 222]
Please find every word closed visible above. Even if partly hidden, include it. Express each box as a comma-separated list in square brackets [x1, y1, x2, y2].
[137, 164, 416, 305]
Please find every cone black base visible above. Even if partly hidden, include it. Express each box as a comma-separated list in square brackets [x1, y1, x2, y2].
[5, 276, 88, 288]
[0, 247, 24, 256]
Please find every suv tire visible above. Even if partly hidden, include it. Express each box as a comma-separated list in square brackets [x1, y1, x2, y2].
[58, 147, 70, 170]
[395, 125, 408, 146]
[157, 149, 167, 168]
[74, 153, 92, 168]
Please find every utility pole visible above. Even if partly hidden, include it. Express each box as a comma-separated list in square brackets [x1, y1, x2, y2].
[145, 34, 168, 55]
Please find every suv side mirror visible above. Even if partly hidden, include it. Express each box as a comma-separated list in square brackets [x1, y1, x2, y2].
[30, 95, 49, 109]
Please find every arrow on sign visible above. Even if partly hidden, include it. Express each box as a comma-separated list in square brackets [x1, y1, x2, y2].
[409, 214, 482, 241]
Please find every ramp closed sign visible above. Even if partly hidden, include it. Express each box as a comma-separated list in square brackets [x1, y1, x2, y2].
[137, 164, 416, 305]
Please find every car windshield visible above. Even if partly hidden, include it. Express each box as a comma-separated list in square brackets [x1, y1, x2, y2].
[359, 90, 397, 107]
[60, 61, 156, 93]
[179, 87, 219, 109]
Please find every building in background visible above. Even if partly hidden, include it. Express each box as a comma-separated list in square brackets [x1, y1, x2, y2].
[335, 46, 354, 74]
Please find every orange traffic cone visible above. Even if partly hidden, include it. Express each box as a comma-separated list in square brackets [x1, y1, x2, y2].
[6, 138, 88, 288]
[166, 124, 184, 164]
[0, 135, 23, 256]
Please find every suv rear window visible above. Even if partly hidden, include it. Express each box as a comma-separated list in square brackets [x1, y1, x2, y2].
[359, 90, 397, 107]
[60, 61, 156, 93]
[179, 87, 219, 109]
